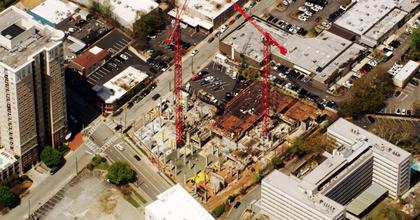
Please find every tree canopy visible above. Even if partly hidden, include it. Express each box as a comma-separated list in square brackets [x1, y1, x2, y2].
[409, 27, 420, 61]
[339, 66, 391, 117]
[289, 137, 305, 155]
[106, 162, 134, 185]
[271, 156, 283, 169]
[252, 171, 262, 183]
[133, 10, 164, 40]
[40, 146, 62, 167]
[0, 186, 16, 206]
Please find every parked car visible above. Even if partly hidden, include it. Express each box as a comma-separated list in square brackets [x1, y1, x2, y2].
[410, 79, 419, 86]
[191, 49, 199, 56]
[134, 155, 141, 161]
[120, 54, 129, 60]
[234, 202, 241, 209]
[50, 165, 62, 175]
[229, 19, 236, 25]
[165, 57, 173, 64]
[152, 93, 160, 101]
[367, 116, 375, 123]
[395, 91, 401, 97]
[193, 75, 203, 81]
[208, 37, 215, 43]
[235, 14, 242, 20]
[116, 144, 124, 151]
[149, 68, 158, 74]
[127, 102, 134, 109]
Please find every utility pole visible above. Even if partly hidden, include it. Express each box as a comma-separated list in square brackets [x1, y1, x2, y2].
[75, 157, 78, 174]
[28, 199, 30, 219]
[191, 56, 194, 75]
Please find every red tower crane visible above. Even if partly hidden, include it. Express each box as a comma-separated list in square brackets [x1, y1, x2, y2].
[165, 0, 190, 145]
[228, 1, 287, 137]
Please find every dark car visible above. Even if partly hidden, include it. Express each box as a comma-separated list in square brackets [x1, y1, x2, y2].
[198, 71, 209, 76]
[165, 57, 173, 64]
[367, 116, 375, 123]
[50, 165, 62, 175]
[147, 57, 154, 64]
[395, 91, 401, 97]
[215, 31, 221, 38]
[212, 85, 221, 91]
[134, 155, 141, 161]
[150, 83, 157, 90]
[104, 65, 112, 71]
[272, 18, 279, 23]
[200, 80, 210, 85]
[410, 80, 419, 86]
[267, 16, 274, 21]
[152, 93, 160, 101]
[208, 37, 215, 43]
[235, 14, 242, 20]
[225, 92, 234, 100]
[149, 68, 158, 74]
[127, 102, 134, 109]
[233, 202, 241, 209]
[407, 110, 412, 116]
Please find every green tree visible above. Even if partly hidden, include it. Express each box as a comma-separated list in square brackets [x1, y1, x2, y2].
[309, 27, 317, 36]
[412, 99, 420, 116]
[101, 0, 112, 15]
[40, 146, 62, 167]
[88, 0, 101, 17]
[0, 186, 16, 206]
[290, 137, 305, 155]
[271, 156, 283, 169]
[133, 10, 163, 40]
[211, 203, 225, 218]
[106, 162, 134, 185]
[252, 171, 262, 183]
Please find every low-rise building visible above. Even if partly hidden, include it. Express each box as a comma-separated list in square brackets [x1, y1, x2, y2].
[26, 0, 79, 28]
[70, 46, 110, 77]
[393, 60, 420, 88]
[145, 184, 214, 220]
[92, 66, 149, 113]
[0, 149, 19, 181]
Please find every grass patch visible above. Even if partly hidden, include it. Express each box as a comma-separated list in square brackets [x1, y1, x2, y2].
[124, 195, 140, 208]
[132, 190, 147, 204]
[94, 162, 110, 170]
[159, 173, 172, 186]
[124, 137, 148, 156]
[106, 156, 114, 164]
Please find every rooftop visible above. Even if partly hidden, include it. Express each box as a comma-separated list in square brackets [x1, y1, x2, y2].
[94, 66, 148, 104]
[334, 0, 399, 36]
[393, 60, 420, 82]
[346, 184, 388, 217]
[303, 152, 347, 187]
[327, 118, 411, 164]
[364, 8, 407, 41]
[31, 0, 79, 25]
[263, 170, 346, 218]
[71, 46, 110, 69]
[1, 24, 25, 39]
[0, 148, 17, 170]
[111, 0, 159, 25]
[0, 6, 64, 70]
[145, 184, 214, 220]
[222, 17, 365, 77]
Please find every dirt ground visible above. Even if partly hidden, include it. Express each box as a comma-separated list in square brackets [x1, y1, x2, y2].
[20, 0, 44, 9]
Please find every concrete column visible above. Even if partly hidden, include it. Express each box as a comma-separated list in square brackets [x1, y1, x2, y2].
[140, 129, 143, 140]
[184, 147, 186, 158]
[237, 171, 239, 181]
[230, 166, 233, 177]
[190, 144, 193, 156]
[212, 145, 214, 155]
[170, 160, 172, 170]
[167, 110, 170, 120]
[175, 165, 177, 176]
[203, 173, 206, 185]
[206, 156, 208, 166]
[184, 98, 188, 113]
[148, 113, 151, 123]
[189, 160, 192, 169]
[219, 161, 221, 171]
[177, 148, 180, 158]
[184, 173, 187, 184]
[162, 131, 165, 143]
[184, 153, 186, 164]
[187, 132, 190, 144]
[200, 104, 203, 119]
[199, 138, 202, 149]
[143, 115, 145, 127]
[159, 115, 162, 128]
[210, 130, 213, 138]
[216, 149, 219, 157]
[164, 153, 166, 164]
[195, 183, 197, 193]
[172, 92, 174, 104]
[151, 121, 154, 134]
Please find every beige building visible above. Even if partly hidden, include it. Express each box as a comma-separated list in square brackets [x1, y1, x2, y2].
[0, 6, 68, 172]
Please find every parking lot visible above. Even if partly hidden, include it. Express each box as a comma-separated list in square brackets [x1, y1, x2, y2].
[186, 62, 238, 105]
[93, 30, 132, 55]
[351, 115, 420, 134]
[268, 0, 343, 32]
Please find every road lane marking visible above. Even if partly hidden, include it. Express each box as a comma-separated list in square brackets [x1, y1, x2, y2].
[113, 146, 161, 193]
[144, 184, 148, 188]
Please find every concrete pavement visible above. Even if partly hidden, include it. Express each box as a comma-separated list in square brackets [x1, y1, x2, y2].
[105, 138, 171, 200]
[226, 185, 262, 220]
[2, 144, 93, 220]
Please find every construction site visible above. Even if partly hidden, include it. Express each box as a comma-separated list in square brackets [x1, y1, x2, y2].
[128, 79, 331, 211]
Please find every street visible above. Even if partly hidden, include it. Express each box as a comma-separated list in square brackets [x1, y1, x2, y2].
[226, 185, 261, 220]
[104, 138, 171, 200]
[3, 145, 93, 220]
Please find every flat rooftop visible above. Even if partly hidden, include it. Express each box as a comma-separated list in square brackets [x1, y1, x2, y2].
[94, 66, 148, 104]
[263, 170, 345, 219]
[303, 152, 347, 186]
[327, 118, 411, 164]
[0, 7, 63, 70]
[364, 8, 407, 41]
[346, 184, 388, 217]
[222, 17, 365, 77]
[0, 149, 17, 170]
[112, 0, 159, 25]
[179, 0, 237, 20]
[1, 24, 25, 39]
[334, 0, 398, 36]
[31, 0, 78, 25]
[146, 184, 214, 220]
[394, 60, 420, 82]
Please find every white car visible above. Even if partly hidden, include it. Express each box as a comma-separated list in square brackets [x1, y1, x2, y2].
[116, 144, 124, 151]
[210, 96, 218, 104]
[66, 55, 75, 60]
[279, 73, 287, 78]
[191, 49, 199, 56]
[148, 35, 157, 39]
[287, 0, 293, 4]
[221, 25, 229, 33]
[274, 64, 281, 70]
[402, 109, 406, 115]
[120, 54, 128, 60]
[283, 0, 288, 6]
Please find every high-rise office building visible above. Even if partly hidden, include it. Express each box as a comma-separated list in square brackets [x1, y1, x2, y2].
[0, 6, 67, 172]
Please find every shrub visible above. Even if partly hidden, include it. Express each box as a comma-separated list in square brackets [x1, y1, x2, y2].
[93, 156, 102, 165]
[101, 157, 107, 163]
[227, 194, 237, 203]
[240, 187, 247, 195]
[211, 203, 225, 218]
[58, 144, 70, 153]
[150, 50, 163, 58]
[87, 164, 94, 171]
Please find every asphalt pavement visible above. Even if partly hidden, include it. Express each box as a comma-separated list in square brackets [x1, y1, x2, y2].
[3, 145, 93, 220]
[104, 138, 171, 200]
[226, 185, 261, 220]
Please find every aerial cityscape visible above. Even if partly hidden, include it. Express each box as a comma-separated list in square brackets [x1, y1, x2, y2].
[0, 0, 420, 219]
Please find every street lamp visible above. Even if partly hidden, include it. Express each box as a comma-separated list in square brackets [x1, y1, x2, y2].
[191, 56, 194, 75]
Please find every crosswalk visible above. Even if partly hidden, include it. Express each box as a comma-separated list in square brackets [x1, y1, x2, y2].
[99, 134, 119, 152]
[105, 120, 118, 130]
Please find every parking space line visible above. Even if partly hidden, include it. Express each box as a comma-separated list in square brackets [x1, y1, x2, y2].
[116, 42, 125, 48]
[113, 45, 121, 50]
[124, 52, 132, 57]
[416, 121, 420, 126]
[409, 120, 417, 127]
[101, 68, 110, 73]
[87, 79, 96, 83]
[120, 38, 130, 44]
[91, 74, 101, 80]
[95, 72, 104, 77]
[401, 95, 408, 101]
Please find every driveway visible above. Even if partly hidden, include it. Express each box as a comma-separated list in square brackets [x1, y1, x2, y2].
[226, 185, 261, 220]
